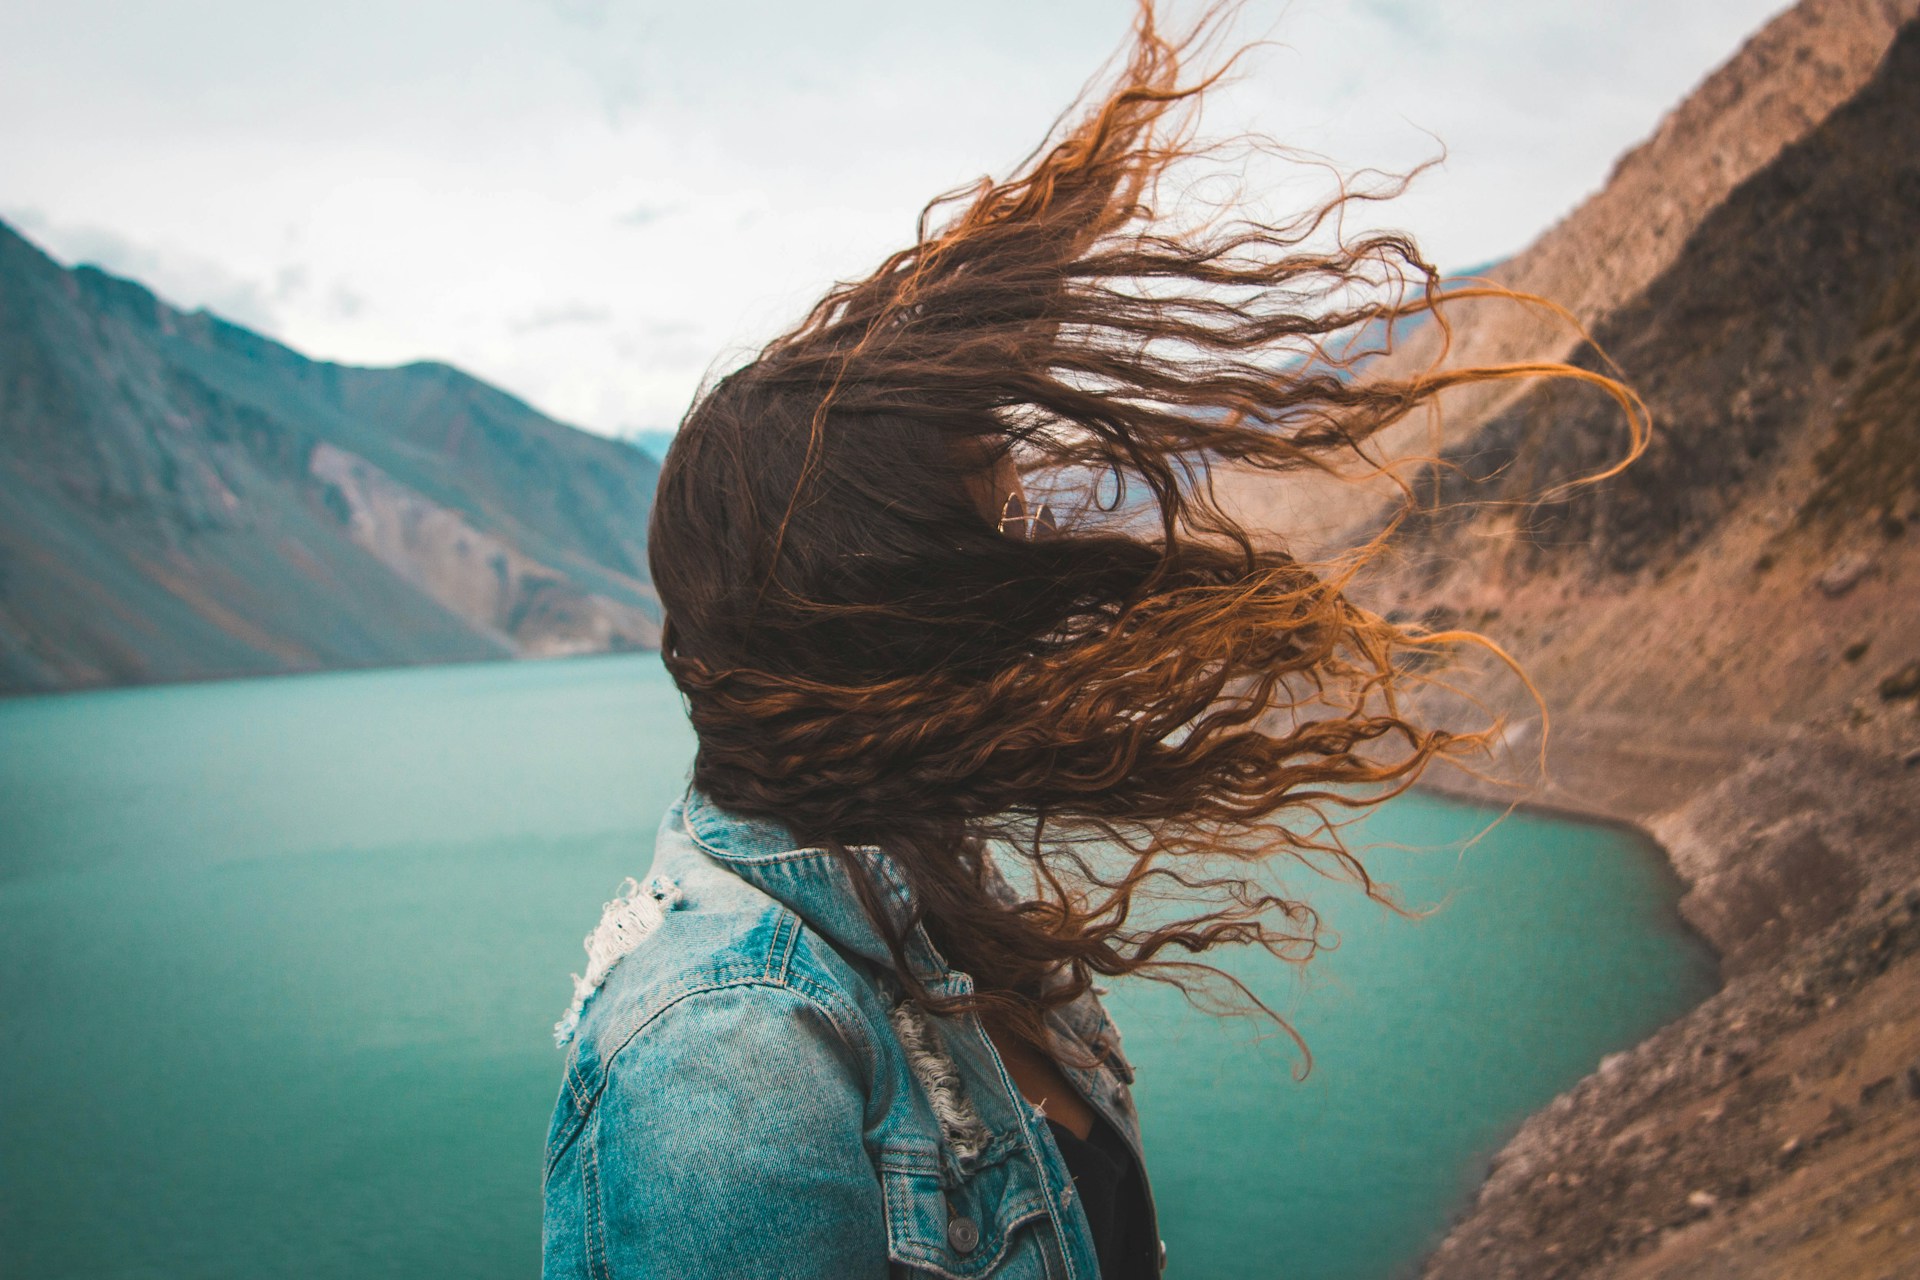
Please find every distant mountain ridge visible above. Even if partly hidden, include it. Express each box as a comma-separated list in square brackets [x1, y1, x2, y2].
[0, 219, 662, 694]
[621, 428, 679, 464]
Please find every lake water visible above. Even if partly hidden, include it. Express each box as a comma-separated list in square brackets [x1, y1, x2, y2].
[0, 655, 1717, 1279]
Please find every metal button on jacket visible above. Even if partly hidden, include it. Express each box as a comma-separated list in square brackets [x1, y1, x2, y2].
[947, 1215, 980, 1254]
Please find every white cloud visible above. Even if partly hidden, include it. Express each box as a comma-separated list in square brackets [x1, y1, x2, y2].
[0, 0, 1791, 436]
[509, 303, 615, 334]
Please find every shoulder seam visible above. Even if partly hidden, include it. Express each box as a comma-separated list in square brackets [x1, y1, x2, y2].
[547, 961, 875, 1175]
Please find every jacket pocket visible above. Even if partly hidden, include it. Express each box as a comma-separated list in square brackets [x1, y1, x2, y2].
[879, 1140, 1054, 1280]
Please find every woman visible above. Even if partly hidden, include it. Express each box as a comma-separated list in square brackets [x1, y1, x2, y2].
[541, 5, 1640, 1277]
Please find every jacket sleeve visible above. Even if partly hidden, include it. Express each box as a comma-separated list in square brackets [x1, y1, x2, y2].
[543, 980, 889, 1280]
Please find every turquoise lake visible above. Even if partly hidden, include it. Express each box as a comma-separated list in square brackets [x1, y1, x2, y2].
[0, 654, 1717, 1279]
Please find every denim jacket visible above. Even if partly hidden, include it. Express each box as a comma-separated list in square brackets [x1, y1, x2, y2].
[541, 788, 1160, 1279]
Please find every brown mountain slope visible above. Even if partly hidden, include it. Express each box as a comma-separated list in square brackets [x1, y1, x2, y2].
[1373, 18, 1920, 1280]
[0, 221, 662, 694]
[1223, 0, 1920, 555]
[1378, 4, 1920, 718]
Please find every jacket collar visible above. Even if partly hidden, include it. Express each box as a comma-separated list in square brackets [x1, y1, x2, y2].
[675, 786, 1135, 1088]
[677, 785, 957, 987]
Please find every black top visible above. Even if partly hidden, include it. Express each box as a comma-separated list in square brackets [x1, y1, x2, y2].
[1046, 1113, 1157, 1279]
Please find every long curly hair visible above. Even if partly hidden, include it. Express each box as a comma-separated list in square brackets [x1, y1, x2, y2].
[647, 1, 1644, 1062]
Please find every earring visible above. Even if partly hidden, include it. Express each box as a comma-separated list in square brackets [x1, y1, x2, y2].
[997, 491, 1057, 540]
[997, 491, 1028, 537]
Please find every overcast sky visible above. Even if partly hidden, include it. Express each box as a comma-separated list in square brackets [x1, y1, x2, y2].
[2, 0, 1788, 438]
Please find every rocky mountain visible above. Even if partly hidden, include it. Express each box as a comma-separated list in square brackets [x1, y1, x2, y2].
[1381, 5, 1920, 690]
[1224, 0, 1920, 555]
[1312, 10, 1920, 1278]
[0, 220, 662, 694]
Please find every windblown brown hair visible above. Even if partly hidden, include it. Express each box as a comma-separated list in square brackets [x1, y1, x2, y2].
[647, 1, 1646, 1064]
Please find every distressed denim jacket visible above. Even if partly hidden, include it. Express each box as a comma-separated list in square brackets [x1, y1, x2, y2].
[541, 787, 1160, 1279]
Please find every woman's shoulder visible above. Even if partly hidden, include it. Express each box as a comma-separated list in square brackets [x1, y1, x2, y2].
[552, 799, 890, 1086]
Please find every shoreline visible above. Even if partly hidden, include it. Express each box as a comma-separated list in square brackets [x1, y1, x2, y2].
[1408, 770, 1681, 858]
[1411, 723, 1920, 1278]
